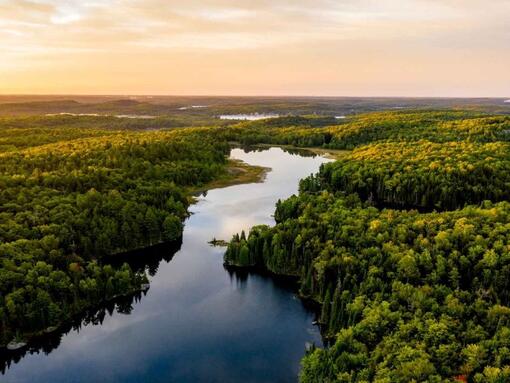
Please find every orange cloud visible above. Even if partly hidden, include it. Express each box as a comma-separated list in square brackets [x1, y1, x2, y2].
[0, 0, 509, 96]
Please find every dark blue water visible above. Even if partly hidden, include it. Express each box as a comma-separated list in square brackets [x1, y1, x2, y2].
[2, 147, 331, 383]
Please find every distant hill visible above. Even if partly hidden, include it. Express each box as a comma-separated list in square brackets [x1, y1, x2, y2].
[0, 96, 508, 117]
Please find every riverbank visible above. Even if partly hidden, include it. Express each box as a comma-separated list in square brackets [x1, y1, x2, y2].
[187, 158, 270, 197]
[2, 146, 327, 382]
[1, 156, 268, 353]
[0, 284, 149, 351]
[254, 143, 350, 159]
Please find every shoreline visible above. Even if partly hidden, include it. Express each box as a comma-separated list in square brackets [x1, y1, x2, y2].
[0, 285, 149, 351]
[1, 152, 271, 354]
[187, 158, 270, 197]
[253, 143, 350, 160]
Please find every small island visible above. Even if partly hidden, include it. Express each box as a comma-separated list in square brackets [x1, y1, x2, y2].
[208, 238, 229, 247]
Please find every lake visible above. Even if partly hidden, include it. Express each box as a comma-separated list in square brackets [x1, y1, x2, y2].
[1, 147, 331, 383]
[219, 113, 280, 120]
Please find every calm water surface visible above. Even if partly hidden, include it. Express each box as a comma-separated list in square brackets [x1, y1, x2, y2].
[3, 147, 331, 383]
[219, 113, 280, 120]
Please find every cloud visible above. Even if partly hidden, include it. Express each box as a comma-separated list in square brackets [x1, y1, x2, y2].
[0, 0, 509, 95]
[1, 0, 509, 50]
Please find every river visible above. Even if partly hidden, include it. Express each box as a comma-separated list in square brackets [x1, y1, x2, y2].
[2, 147, 332, 383]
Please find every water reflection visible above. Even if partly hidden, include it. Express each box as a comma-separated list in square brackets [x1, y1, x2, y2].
[236, 145, 319, 158]
[0, 291, 148, 375]
[2, 147, 331, 383]
[105, 239, 183, 275]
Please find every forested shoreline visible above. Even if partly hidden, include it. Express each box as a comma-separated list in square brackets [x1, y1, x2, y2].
[225, 111, 510, 382]
[217, 111, 510, 149]
[0, 124, 230, 347]
[2, 109, 510, 382]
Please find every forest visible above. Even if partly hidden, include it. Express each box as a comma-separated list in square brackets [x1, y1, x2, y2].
[2, 105, 510, 382]
[302, 140, 510, 211]
[0, 122, 230, 347]
[218, 111, 510, 149]
[225, 110, 510, 382]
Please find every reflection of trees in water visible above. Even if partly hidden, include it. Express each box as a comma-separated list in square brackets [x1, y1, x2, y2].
[104, 238, 182, 275]
[280, 147, 318, 158]
[224, 264, 300, 292]
[0, 293, 142, 373]
[224, 265, 325, 339]
[0, 239, 182, 374]
[226, 267, 249, 291]
[237, 145, 318, 158]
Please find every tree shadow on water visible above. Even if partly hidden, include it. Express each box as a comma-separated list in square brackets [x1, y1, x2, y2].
[0, 239, 183, 374]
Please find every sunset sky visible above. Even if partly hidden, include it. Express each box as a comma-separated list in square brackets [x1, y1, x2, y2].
[0, 0, 509, 96]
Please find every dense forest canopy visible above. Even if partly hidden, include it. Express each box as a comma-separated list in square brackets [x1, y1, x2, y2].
[2, 105, 510, 382]
[218, 111, 510, 149]
[226, 194, 510, 382]
[303, 140, 510, 210]
[0, 125, 229, 346]
[0, 114, 227, 153]
[224, 109, 510, 382]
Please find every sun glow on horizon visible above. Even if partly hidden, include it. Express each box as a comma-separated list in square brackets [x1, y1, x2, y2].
[0, 0, 509, 96]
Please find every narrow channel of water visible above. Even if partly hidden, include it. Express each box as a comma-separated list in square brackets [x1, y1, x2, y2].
[2, 147, 331, 383]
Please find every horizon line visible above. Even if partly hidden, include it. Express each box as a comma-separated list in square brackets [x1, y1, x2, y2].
[0, 93, 509, 100]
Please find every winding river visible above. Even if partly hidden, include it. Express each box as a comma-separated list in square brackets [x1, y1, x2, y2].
[2, 147, 331, 383]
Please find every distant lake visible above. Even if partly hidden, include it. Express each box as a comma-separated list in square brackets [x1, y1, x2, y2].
[219, 113, 280, 121]
[1, 147, 332, 383]
[178, 105, 208, 110]
[45, 113, 156, 119]
[46, 113, 101, 117]
[114, 114, 155, 119]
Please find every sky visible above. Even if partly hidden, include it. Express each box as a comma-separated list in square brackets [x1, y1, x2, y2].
[0, 0, 509, 96]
